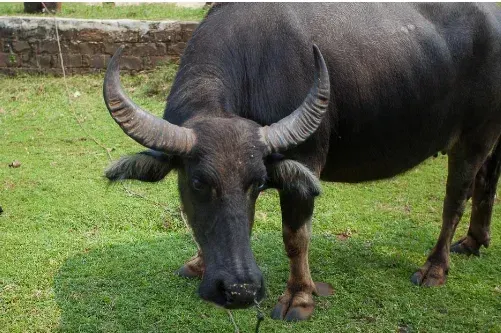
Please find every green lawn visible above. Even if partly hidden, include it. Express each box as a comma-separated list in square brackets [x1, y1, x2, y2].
[1, 68, 500, 333]
[0, 2, 207, 21]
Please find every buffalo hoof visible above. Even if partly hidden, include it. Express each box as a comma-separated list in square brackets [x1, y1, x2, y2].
[411, 262, 447, 287]
[270, 282, 333, 321]
[176, 251, 204, 279]
[451, 236, 480, 257]
[271, 291, 315, 322]
[176, 264, 203, 279]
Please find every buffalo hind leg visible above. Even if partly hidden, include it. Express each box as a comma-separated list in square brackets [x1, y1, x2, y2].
[177, 250, 204, 279]
[411, 139, 497, 286]
[271, 192, 333, 321]
[451, 139, 501, 256]
[176, 206, 205, 279]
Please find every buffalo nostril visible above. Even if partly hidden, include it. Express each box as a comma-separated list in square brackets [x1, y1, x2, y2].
[223, 283, 259, 308]
[224, 290, 235, 303]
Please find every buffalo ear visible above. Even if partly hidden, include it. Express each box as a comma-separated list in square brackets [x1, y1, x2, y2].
[266, 158, 321, 198]
[105, 150, 176, 182]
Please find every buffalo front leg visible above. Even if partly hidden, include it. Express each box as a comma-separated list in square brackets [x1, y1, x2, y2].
[411, 144, 492, 287]
[451, 140, 501, 256]
[271, 192, 333, 321]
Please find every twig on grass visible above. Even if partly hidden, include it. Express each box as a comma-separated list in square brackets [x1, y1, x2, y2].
[227, 310, 240, 333]
[180, 208, 201, 251]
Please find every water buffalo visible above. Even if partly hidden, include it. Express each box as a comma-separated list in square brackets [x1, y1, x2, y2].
[104, 3, 501, 321]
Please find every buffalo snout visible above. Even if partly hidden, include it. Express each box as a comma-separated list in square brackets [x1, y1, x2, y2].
[199, 270, 265, 309]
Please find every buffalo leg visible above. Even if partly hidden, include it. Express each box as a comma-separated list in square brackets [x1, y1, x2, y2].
[271, 192, 333, 321]
[177, 249, 204, 279]
[176, 206, 205, 279]
[451, 140, 501, 256]
[411, 141, 495, 286]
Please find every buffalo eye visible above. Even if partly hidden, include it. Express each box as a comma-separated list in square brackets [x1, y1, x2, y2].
[191, 177, 208, 192]
[245, 178, 267, 193]
[256, 179, 267, 191]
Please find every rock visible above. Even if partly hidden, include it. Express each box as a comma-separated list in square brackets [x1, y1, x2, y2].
[8, 160, 21, 168]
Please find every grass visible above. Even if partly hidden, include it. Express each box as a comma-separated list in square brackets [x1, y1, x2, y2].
[0, 68, 500, 333]
[0, 2, 207, 21]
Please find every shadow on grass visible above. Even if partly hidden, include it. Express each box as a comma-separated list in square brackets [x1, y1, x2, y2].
[54, 228, 442, 332]
[54, 234, 218, 332]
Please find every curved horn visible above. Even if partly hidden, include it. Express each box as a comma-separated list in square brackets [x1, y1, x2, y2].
[103, 46, 195, 155]
[260, 44, 330, 154]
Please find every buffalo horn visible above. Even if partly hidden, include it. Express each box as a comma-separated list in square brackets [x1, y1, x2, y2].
[103, 46, 195, 155]
[260, 44, 330, 154]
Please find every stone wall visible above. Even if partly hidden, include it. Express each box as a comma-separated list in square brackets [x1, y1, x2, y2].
[0, 16, 199, 75]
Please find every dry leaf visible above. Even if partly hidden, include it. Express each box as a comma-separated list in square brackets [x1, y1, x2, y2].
[33, 290, 43, 298]
[256, 211, 267, 221]
[3, 180, 15, 190]
[336, 233, 350, 241]
[398, 323, 414, 333]
[336, 228, 354, 241]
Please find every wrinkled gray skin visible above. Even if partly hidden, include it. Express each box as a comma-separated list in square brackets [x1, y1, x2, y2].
[105, 3, 501, 321]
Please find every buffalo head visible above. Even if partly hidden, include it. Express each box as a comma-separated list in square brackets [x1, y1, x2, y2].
[103, 45, 330, 309]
